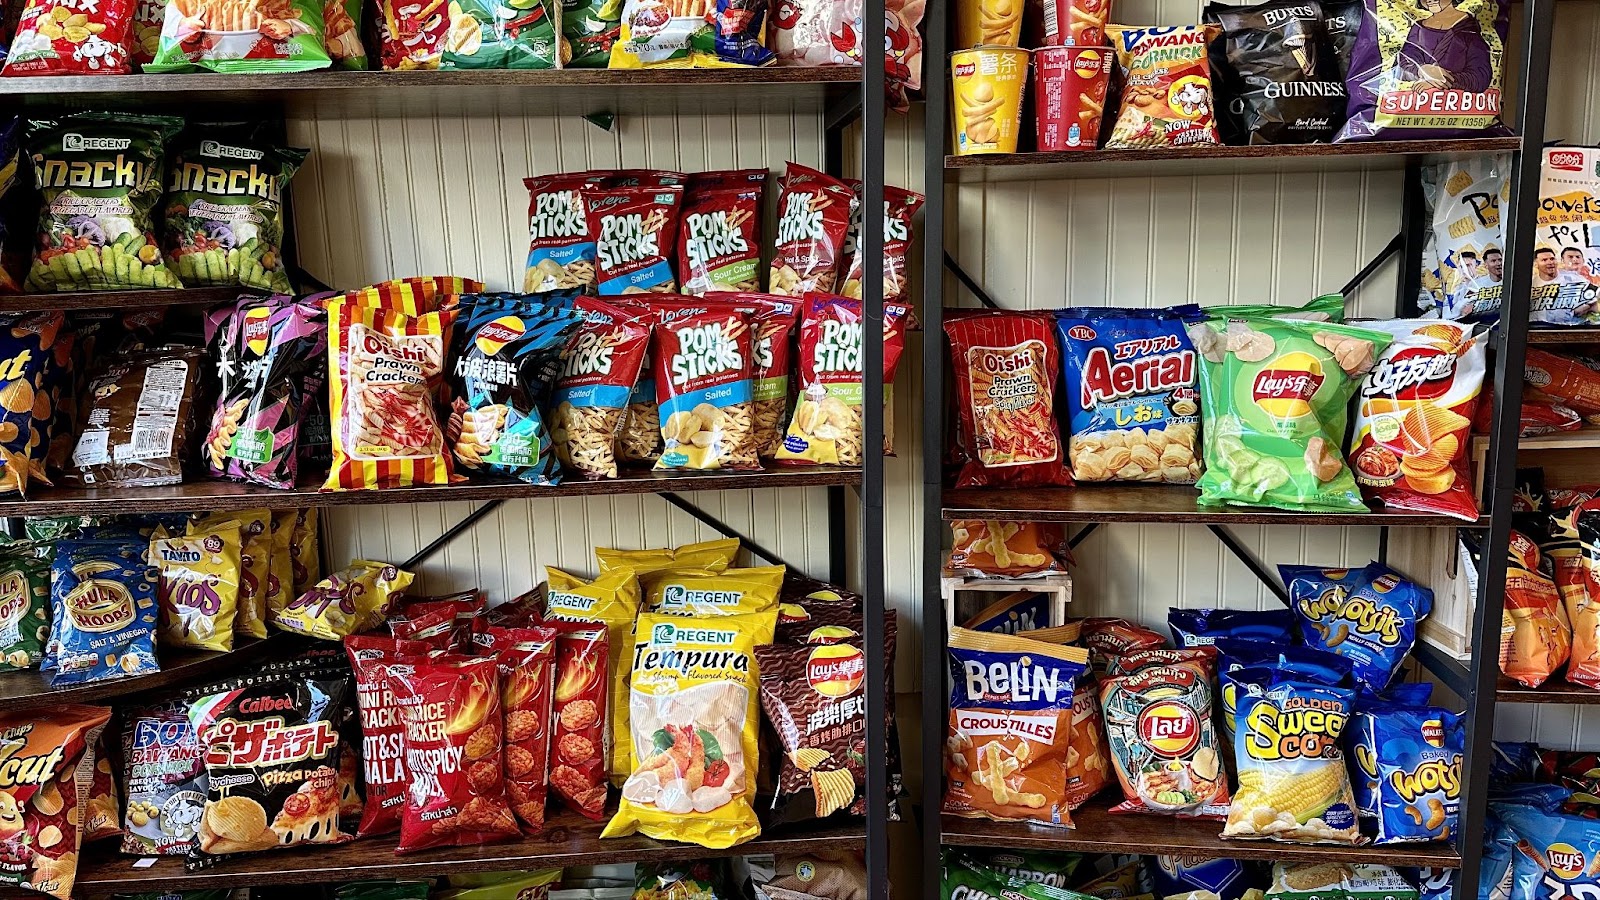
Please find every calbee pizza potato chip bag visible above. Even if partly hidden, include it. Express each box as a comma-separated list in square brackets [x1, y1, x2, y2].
[603, 612, 763, 849]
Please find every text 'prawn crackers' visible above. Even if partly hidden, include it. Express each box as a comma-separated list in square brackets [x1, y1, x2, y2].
[943, 627, 1089, 828]
[1099, 653, 1231, 818]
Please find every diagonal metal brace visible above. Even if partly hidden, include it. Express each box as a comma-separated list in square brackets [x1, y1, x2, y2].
[1069, 523, 1100, 549]
[1339, 232, 1404, 300]
[1411, 638, 1473, 699]
[943, 252, 1002, 309]
[403, 500, 506, 570]
[1206, 524, 1290, 606]
[659, 492, 812, 577]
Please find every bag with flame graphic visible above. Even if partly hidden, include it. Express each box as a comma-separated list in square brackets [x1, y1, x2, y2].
[542, 566, 641, 787]
[152, 523, 242, 652]
[344, 634, 433, 838]
[478, 626, 558, 834]
[0, 704, 111, 900]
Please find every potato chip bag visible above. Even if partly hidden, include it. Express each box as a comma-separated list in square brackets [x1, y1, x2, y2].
[1309, 561, 1433, 692]
[713, 293, 800, 459]
[0, 704, 111, 900]
[1349, 320, 1487, 522]
[551, 297, 653, 480]
[83, 731, 120, 843]
[0, 541, 51, 670]
[543, 566, 642, 785]
[1079, 616, 1166, 678]
[1189, 315, 1391, 513]
[1105, 25, 1222, 149]
[152, 523, 242, 652]
[190, 508, 272, 640]
[1168, 608, 1295, 647]
[289, 507, 320, 596]
[147, 0, 332, 73]
[595, 538, 738, 576]
[442, 0, 561, 69]
[651, 305, 759, 470]
[603, 612, 763, 849]
[1100, 654, 1230, 818]
[3, 0, 136, 74]
[268, 511, 295, 614]
[1499, 530, 1571, 689]
[776, 294, 910, 467]
[1561, 506, 1600, 690]
[273, 560, 415, 641]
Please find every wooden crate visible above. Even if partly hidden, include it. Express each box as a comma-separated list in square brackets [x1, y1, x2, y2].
[941, 567, 1073, 632]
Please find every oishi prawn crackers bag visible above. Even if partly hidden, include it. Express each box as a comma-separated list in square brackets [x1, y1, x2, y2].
[1099, 653, 1230, 818]
[943, 627, 1089, 827]
[776, 294, 910, 467]
[945, 310, 1071, 488]
[603, 612, 763, 849]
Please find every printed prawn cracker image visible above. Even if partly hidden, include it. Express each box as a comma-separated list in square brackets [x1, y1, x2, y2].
[147, 0, 334, 72]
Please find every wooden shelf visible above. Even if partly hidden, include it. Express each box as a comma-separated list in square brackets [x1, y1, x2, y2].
[0, 287, 246, 312]
[1516, 428, 1600, 450]
[1527, 328, 1600, 345]
[945, 138, 1524, 182]
[1497, 676, 1600, 704]
[942, 803, 1461, 868]
[71, 813, 864, 892]
[941, 485, 1486, 527]
[0, 636, 279, 711]
[0, 468, 858, 516]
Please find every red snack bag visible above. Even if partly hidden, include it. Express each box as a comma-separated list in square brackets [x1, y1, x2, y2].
[550, 297, 654, 480]
[523, 172, 606, 293]
[0, 705, 110, 900]
[550, 624, 610, 820]
[1035, 46, 1114, 151]
[678, 186, 764, 296]
[344, 634, 432, 838]
[719, 293, 800, 459]
[393, 592, 486, 651]
[390, 609, 457, 651]
[480, 626, 557, 834]
[687, 168, 768, 192]
[604, 169, 687, 188]
[840, 185, 924, 305]
[1080, 616, 1167, 678]
[1527, 348, 1600, 418]
[386, 654, 520, 853]
[775, 294, 910, 467]
[651, 305, 761, 471]
[769, 163, 856, 297]
[1500, 529, 1572, 689]
[582, 184, 685, 296]
[3, 0, 136, 75]
[944, 310, 1073, 488]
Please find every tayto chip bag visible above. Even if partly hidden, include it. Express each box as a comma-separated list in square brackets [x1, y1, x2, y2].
[678, 185, 763, 295]
[716, 293, 798, 459]
[344, 634, 431, 838]
[948, 520, 1069, 580]
[1350, 705, 1462, 844]
[1105, 25, 1222, 149]
[1056, 307, 1202, 485]
[1307, 561, 1432, 692]
[0, 543, 50, 670]
[583, 185, 684, 295]
[0, 704, 110, 900]
[551, 298, 652, 480]
[944, 628, 1088, 827]
[444, 295, 582, 485]
[24, 113, 181, 292]
[148, 0, 332, 73]
[1221, 668, 1360, 844]
[521, 173, 602, 292]
[770, 164, 855, 297]
[839, 185, 924, 305]
[1281, 564, 1367, 646]
[562, 0, 621, 66]
[603, 612, 762, 849]
[1499, 530, 1571, 689]
[152, 523, 242, 652]
[1349, 320, 1487, 522]
[190, 508, 272, 640]
[274, 560, 414, 641]
[1079, 616, 1166, 678]
[49, 539, 159, 687]
[1100, 653, 1230, 818]
[83, 740, 116, 845]
[1168, 608, 1295, 647]
[1188, 315, 1391, 513]
[945, 311, 1072, 488]
[777, 294, 910, 467]
[478, 626, 556, 833]
[442, 0, 561, 69]
[121, 701, 208, 856]
[549, 623, 610, 818]
[2, 0, 134, 74]
[187, 670, 352, 864]
[652, 306, 760, 470]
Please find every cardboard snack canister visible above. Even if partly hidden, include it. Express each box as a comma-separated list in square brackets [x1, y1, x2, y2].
[957, 0, 1023, 48]
[1035, 46, 1113, 151]
[951, 47, 1030, 155]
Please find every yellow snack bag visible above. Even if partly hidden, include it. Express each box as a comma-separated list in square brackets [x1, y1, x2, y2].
[595, 538, 740, 577]
[602, 612, 763, 849]
[289, 507, 321, 596]
[151, 523, 242, 652]
[268, 510, 295, 617]
[190, 508, 272, 639]
[544, 566, 643, 786]
[271, 559, 414, 641]
[643, 566, 783, 642]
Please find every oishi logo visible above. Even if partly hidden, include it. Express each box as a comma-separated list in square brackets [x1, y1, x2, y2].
[1252, 351, 1325, 419]
[1137, 700, 1199, 757]
[475, 317, 527, 356]
[806, 643, 865, 697]
[1548, 843, 1588, 880]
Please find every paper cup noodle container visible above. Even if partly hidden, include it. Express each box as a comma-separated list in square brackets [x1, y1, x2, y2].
[957, 0, 1024, 48]
[1035, 46, 1112, 151]
[952, 47, 1029, 155]
[1043, 0, 1111, 45]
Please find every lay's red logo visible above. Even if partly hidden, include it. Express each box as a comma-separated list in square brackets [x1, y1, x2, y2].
[1547, 844, 1587, 879]
[954, 62, 976, 77]
[1072, 50, 1104, 77]
[475, 317, 526, 356]
[1550, 151, 1585, 171]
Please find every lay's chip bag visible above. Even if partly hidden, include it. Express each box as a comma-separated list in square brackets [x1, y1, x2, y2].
[1499, 801, 1600, 900]
[602, 612, 762, 849]
[1350, 704, 1462, 844]
[1222, 667, 1360, 844]
[1308, 562, 1433, 692]
[543, 565, 642, 785]
[1281, 565, 1367, 645]
[1100, 651, 1229, 818]
[151, 523, 242, 652]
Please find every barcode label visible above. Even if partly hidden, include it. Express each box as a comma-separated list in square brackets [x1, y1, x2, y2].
[1044, 0, 1058, 39]
[118, 418, 176, 463]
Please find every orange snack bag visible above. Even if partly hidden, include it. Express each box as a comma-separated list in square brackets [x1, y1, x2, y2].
[1500, 529, 1572, 688]
[947, 520, 1069, 578]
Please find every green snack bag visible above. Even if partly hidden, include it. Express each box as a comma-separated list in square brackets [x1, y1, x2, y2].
[1211, 293, 1347, 323]
[974, 850, 1084, 889]
[562, 0, 620, 66]
[943, 852, 1102, 900]
[163, 125, 307, 293]
[325, 0, 367, 68]
[0, 542, 51, 671]
[442, 0, 561, 68]
[146, 0, 331, 73]
[332, 882, 434, 900]
[1188, 314, 1392, 513]
[23, 112, 183, 293]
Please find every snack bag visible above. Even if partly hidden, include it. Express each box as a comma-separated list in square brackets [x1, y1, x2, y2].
[694, 0, 773, 65]
[323, 293, 458, 491]
[1100, 654, 1230, 818]
[562, 0, 621, 65]
[66, 346, 204, 489]
[344, 634, 432, 838]
[148, 0, 332, 72]
[323, 0, 363, 65]
[24, 113, 181, 292]
[0, 543, 51, 670]
[523, 173, 603, 292]
[713, 293, 798, 459]
[1500, 530, 1571, 689]
[944, 310, 1071, 487]
[205, 299, 328, 490]
[49, 540, 159, 687]
[947, 520, 1068, 579]
[1065, 678, 1111, 810]
[596, 538, 738, 575]
[777, 294, 910, 467]
[1531, 148, 1600, 327]
[1565, 507, 1600, 690]
[770, 164, 855, 296]
[1526, 349, 1600, 418]
[617, 369, 661, 463]
[130, 0, 164, 64]
[190, 508, 272, 640]
[1418, 156, 1509, 321]
[1056, 307, 1202, 484]
[377, 0, 448, 66]
[1105, 25, 1221, 149]
[1203, 0, 1346, 145]
[385, 653, 521, 852]
[1349, 320, 1487, 521]
[1499, 804, 1600, 900]
[164, 127, 306, 292]
[608, 0, 707, 67]
[839, 185, 924, 305]
[551, 297, 653, 479]
[478, 626, 557, 833]
[0, 705, 111, 900]
[289, 507, 320, 596]
[549, 623, 610, 818]
[603, 612, 762, 848]
[152, 523, 242, 652]
[1307, 561, 1433, 691]
[1080, 616, 1167, 678]
[1221, 668, 1360, 844]
[274, 560, 415, 641]
[1281, 565, 1367, 645]
[121, 701, 208, 856]
[1189, 315, 1391, 513]
[1168, 608, 1295, 647]
[443, 0, 561, 68]
[1216, 639, 1352, 740]
[0, 314, 58, 496]
[678, 183, 764, 295]
[652, 306, 760, 470]
[2, 0, 135, 74]
[583, 184, 684, 294]
[1350, 705, 1462, 843]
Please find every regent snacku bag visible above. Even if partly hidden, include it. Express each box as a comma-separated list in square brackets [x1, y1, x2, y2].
[443, 0, 561, 68]
[164, 125, 307, 293]
[24, 113, 182, 292]
[147, 0, 332, 73]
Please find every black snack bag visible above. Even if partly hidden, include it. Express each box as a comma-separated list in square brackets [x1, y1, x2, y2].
[1317, 0, 1362, 77]
[1204, 0, 1348, 145]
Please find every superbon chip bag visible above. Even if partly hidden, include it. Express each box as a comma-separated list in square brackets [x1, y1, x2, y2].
[151, 522, 242, 652]
[652, 305, 760, 470]
[1499, 529, 1571, 689]
[0, 705, 111, 900]
[945, 311, 1072, 489]
[522, 173, 603, 292]
[944, 627, 1089, 828]
[121, 700, 209, 856]
[1281, 564, 1367, 645]
[2, 0, 135, 75]
[1335, 0, 1509, 141]
[1202, 0, 1346, 145]
[1099, 651, 1230, 818]
[343, 634, 431, 838]
[603, 612, 764, 849]
[147, 0, 332, 73]
[49, 539, 160, 687]
[442, 0, 561, 69]
[1057, 307, 1202, 485]
[1418, 156, 1508, 321]
[1350, 704, 1463, 843]
[1188, 315, 1391, 513]
[444, 295, 583, 485]
[1105, 25, 1222, 149]
[163, 126, 307, 293]
[583, 185, 685, 295]
[1221, 667, 1361, 844]
[770, 164, 855, 297]
[776, 294, 910, 467]
[1305, 561, 1433, 692]
[24, 113, 182, 292]
[0, 542, 51, 670]
[550, 297, 652, 479]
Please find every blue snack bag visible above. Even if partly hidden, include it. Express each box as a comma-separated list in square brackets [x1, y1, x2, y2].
[1361, 682, 1433, 706]
[1280, 564, 1367, 644]
[1169, 608, 1296, 646]
[964, 593, 1054, 635]
[1499, 803, 1600, 900]
[1214, 639, 1351, 738]
[1406, 868, 1454, 900]
[1152, 856, 1256, 900]
[1350, 704, 1463, 843]
[1313, 562, 1433, 691]
[49, 539, 159, 687]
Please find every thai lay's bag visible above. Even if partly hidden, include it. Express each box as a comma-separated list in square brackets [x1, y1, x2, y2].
[1306, 561, 1432, 692]
[1099, 653, 1230, 819]
[1168, 608, 1295, 647]
[1349, 704, 1463, 844]
[1281, 565, 1368, 645]
[542, 566, 642, 786]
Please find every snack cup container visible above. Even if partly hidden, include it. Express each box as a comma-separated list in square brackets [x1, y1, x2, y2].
[956, 0, 1024, 48]
[1042, 0, 1112, 45]
[1035, 45, 1113, 151]
[951, 47, 1030, 156]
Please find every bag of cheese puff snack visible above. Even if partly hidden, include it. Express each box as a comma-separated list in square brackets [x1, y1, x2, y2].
[602, 612, 763, 849]
[151, 523, 242, 652]
[1222, 666, 1361, 844]
[1350, 703, 1462, 844]
[1306, 561, 1434, 692]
